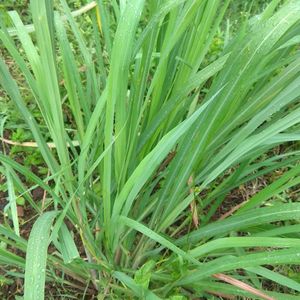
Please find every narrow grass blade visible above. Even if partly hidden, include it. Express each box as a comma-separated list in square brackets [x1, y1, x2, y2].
[103, 0, 145, 239]
[190, 237, 300, 258]
[177, 203, 300, 246]
[120, 216, 200, 266]
[0, 248, 25, 268]
[246, 266, 300, 293]
[5, 166, 20, 236]
[177, 248, 300, 285]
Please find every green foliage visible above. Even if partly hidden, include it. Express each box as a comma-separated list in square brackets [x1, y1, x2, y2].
[24, 211, 58, 300]
[16, 196, 25, 206]
[1, 0, 300, 299]
[134, 260, 156, 289]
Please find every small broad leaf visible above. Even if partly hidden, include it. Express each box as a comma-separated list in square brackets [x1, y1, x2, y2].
[134, 260, 156, 289]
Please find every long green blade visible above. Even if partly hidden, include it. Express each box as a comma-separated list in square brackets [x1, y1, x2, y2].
[24, 211, 58, 300]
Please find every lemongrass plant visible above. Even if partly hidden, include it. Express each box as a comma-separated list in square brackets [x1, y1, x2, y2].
[1, 0, 300, 299]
